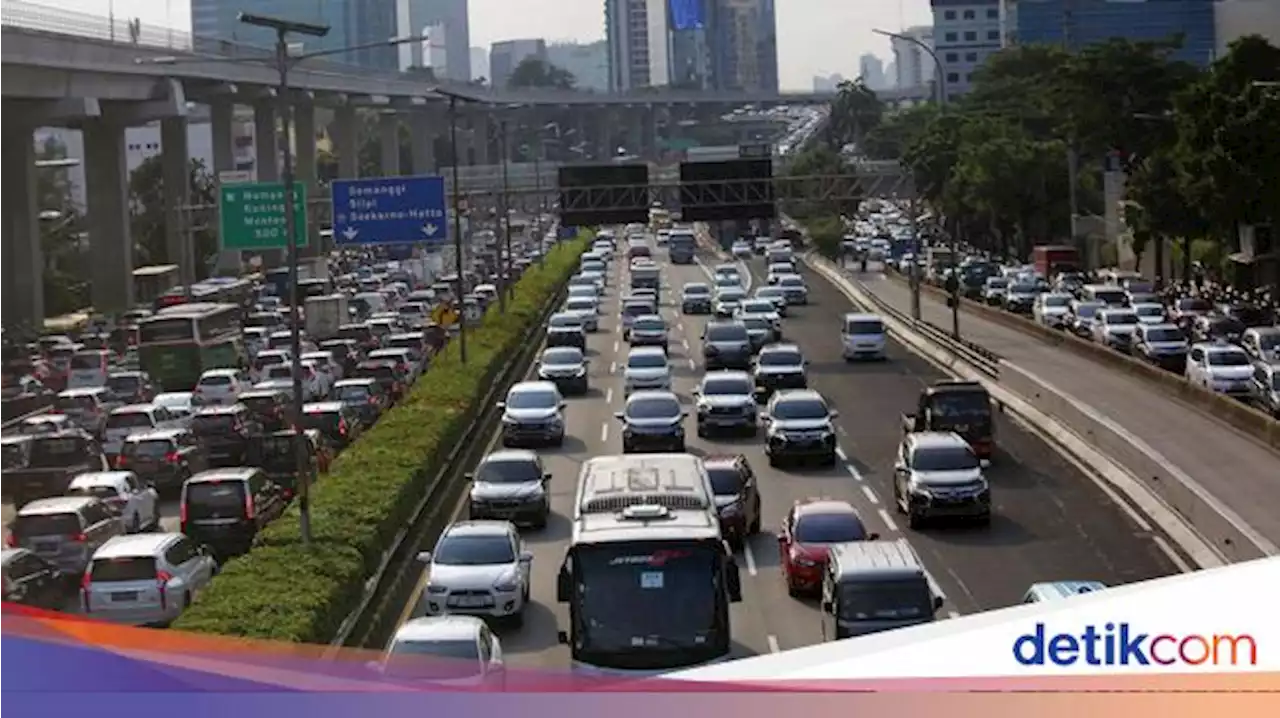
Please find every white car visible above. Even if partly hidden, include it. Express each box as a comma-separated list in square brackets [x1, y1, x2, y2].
[417, 521, 532, 625]
[563, 296, 601, 332]
[193, 368, 252, 407]
[301, 350, 346, 382]
[1131, 302, 1168, 326]
[102, 404, 185, 457]
[732, 241, 753, 259]
[1091, 308, 1141, 350]
[66, 471, 160, 533]
[374, 616, 505, 686]
[1185, 342, 1254, 397]
[624, 346, 672, 395]
[1033, 293, 1074, 329]
[714, 287, 748, 317]
[262, 361, 326, 401]
[81, 533, 217, 626]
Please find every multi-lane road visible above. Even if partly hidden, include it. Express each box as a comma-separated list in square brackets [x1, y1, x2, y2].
[389, 236, 1186, 669]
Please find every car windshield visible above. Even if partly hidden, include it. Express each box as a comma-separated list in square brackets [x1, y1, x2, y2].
[183, 481, 247, 520]
[1075, 304, 1103, 318]
[758, 288, 785, 299]
[1178, 298, 1211, 312]
[623, 303, 652, 317]
[1207, 351, 1250, 367]
[742, 302, 774, 314]
[986, 278, 1009, 288]
[476, 458, 541, 484]
[706, 466, 742, 495]
[549, 315, 582, 329]
[199, 374, 233, 387]
[758, 350, 803, 367]
[336, 384, 373, 402]
[1258, 333, 1280, 350]
[912, 446, 980, 471]
[542, 348, 583, 366]
[1043, 295, 1071, 307]
[1010, 283, 1039, 294]
[706, 325, 748, 342]
[683, 285, 710, 296]
[628, 353, 667, 369]
[929, 391, 989, 417]
[838, 580, 934, 622]
[772, 398, 828, 420]
[626, 396, 680, 420]
[566, 299, 595, 311]
[1105, 313, 1139, 325]
[779, 276, 804, 286]
[794, 512, 867, 543]
[106, 375, 141, 392]
[106, 411, 155, 430]
[1135, 305, 1165, 316]
[125, 439, 175, 458]
[845, 320, 883, 335]
[384, 639, 482, 680]
[1145, 328, 1184, 342]
[506, 388, 558, 410]
[633, 318, 665, 331]
[701, 376, 752, 395]
[1207, 317, 1245, 334]
[434, 534, 515, 565]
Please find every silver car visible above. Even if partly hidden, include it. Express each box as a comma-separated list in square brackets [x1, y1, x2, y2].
[624, 346, 672, 395]
[375, 616, 505, 687]
[81, 533, 217, 626]
[417, 521, 532, 626]
[563, 296, 601, 332]
[714, 287, 748, 317]
[628, 314, 670, 350]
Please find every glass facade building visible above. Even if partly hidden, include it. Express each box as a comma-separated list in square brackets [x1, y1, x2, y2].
[1016, 0, 1217, 66]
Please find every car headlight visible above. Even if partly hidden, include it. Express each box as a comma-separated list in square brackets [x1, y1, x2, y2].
[792, 556, 818, 568]
[501, 415, 519, 426]
[493, 577, 521, 593]
[575, 367, 587, 377]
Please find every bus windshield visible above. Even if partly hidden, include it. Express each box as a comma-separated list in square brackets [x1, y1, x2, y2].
[569, 542, 727, 670]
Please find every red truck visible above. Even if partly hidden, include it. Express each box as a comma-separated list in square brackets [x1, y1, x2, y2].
[1032, 245, 1080, 278]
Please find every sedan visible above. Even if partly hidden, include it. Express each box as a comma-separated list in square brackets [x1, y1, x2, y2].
[713, 287, 748, 317]
[563, 296, 601, 332]
[535, 346, 590, 395]
[754, 286, 789, 317]
[628, 315, 669, 351]
[778, 499, 877, 597]
[375, 616, 505, 686]
[417, 520, 532, 626]
[616, 390, 686, 453]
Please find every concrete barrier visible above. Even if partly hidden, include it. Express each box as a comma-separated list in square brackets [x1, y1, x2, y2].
[891, 274, 1280, 452]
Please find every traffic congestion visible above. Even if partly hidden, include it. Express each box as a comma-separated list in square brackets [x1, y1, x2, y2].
[375, 217, 1183, 680]
[1, 220, 561, 625]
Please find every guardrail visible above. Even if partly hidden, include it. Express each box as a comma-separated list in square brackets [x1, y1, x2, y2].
[327, 273, 571, 652]
[888, 272, 1280, 453]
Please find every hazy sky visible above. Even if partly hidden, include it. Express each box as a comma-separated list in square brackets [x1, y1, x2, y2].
[50, 0, 934, 90]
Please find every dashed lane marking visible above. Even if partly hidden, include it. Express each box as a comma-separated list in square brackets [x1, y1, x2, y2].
[844, 464, 862, 481]
[600, 423, 609, 443]
[767, 635, 781, 654]
[835, 446, 848, 461]
[605, 387, 613, 404]
[877, 508, 899, 532]
[861, 485, 879, 505]
[742, 541, 758, 576]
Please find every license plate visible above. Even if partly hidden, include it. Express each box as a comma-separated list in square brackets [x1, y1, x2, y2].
[449, 595, 492, 608]
[111, 592, 139, 602]
[34, 543, 58, 553]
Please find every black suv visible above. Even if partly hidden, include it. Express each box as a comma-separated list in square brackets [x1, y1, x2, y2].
[118, 428, 208, 493]
[180, 468, 287, 560]
[764, 390, 839, 468]
[753, 343, 809, 401]
[702, 321, 754, 370]
[190, 404, 261, 467]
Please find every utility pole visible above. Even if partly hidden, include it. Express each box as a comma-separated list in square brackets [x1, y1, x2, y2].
[1063, 0, 1084, 270]
[908, 174, 922, 321]
[498, 115, 513, 309]
[448, 96, 468, 363]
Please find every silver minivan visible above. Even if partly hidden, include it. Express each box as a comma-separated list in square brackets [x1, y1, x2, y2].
[841, 313, 888, 361]
[9, 496, 125, 574]
[81, 533, 218, 625]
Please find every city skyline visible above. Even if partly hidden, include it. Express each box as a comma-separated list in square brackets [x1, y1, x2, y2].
[49, 0, 931, 90]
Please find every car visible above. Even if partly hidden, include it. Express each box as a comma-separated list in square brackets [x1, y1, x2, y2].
[680, 283, 713, 314]
[1190, 314, 1246, 345]
[704, 455, 763, 548]
[567, 284, 599, 301]
[368, 348, 422, 383]
[839, 313, 887, 361]
[65, 470, 160, 533]
[536, 346, 590, 395]
[189, 404, 260, 466]
[104, 371, 157, 405]
[753, 286, 790, 317]
[568, 274, 602, 298]
[179, 467, 288, 560]
[8, 495, 126, 574]
[1185, 341, 1254, 397]
[80, 533, 218, 626]
[777, 499, 877, 596]
[301, 349, 347, 383]
[732, 240, 754, 259]
[375, 616, 505, 687]
[498, 381, 566, 448]
[738, 298, 782, 325]
[703, 321, 754, 370]
[1002, 281, 1042, 314]
[467, 450, 551, 529]
[261, 361, 326, 401]
[1091, 308, 1141, 351]
[982, 277, 1009, 306]
[1, 548, 72, 609]
[713, 287, 748, 317]
[1065, 300, 1106, 339]
[1033, 293, 1074, 329]
[17, 413, 75, 436]
[1131, 302, 1169, 326]
[332, 377, 390, 425]
[776, 275, 809, 305]
[301, 401, 363, 450]
[1131, 324, 1190, 371]
[754, 236, 772, 254]
[563, 296, 601, 332]
[753, 343, 809, 400]
[1249, 362, 1280, 418]
[738, 314, 778, 350]
[893, 432, 992, 528]
[1241, 326, 1280, 362]
[623, 346, 672, 395]
[763, 390, 839, 468]
[417, 521, 532, 626]
[693, 371, 758, 437]
[766, 262, 795, 281]
[152, 391, 195, 419]
[545, 312, 587, 350]
[193, 368, 252, 407]
[102, 403, 185, 458]
[353, 360, 409, 402]
[627, 314, 669, 351]
[616, 390, 686, 453]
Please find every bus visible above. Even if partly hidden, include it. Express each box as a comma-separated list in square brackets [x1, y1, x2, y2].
[555, 454, 742, 676]
[154, 278, 255, 315]
[136, 302, 245, 391]
[133, 264, 180, 308]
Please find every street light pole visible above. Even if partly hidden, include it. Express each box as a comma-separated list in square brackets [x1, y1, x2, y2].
[497, 116, 513, 308]
[448, 96, 468, 363]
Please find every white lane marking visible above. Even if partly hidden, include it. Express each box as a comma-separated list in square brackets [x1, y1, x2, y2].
[845, 464, 862, 481]
[677, 323, 685, 332]
[767, 635, 780, 654]
[877, 508, 899, 532]
[947, 610, 961, 620]
[861, 485, 879, 504]
[600, 423, 609, 443]
[681, 338, 690, 350]
[613, 339, 620, 353]
[742, 541, 758, 576]
[609, 361, 617, 374]
[605, 387, 613, 404]
[687, 358, 697, 370]
[835, 446, 848, 461]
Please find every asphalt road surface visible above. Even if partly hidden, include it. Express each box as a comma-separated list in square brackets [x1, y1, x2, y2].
[389, 236, 1184, 670]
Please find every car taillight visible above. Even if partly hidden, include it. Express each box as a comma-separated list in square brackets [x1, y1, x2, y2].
[81, 571, 92, 612]
[368, 396, 379, 405]
[165, 451, 181, 463]
[114, 455, 128, 468]
[338, 419, 348, 436]
[69, 532, 87, 542]
[244, 494, 256, 520]
[180, 501, 188, 527]
[156, 570, 172, 609]
[5, 534, 18, 548]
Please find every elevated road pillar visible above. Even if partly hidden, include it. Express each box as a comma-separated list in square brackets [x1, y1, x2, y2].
[379, 113, 401, 175]
[160, 117, 192, 286]
[409, 110, 439, 174]
[294, 102, 321, 257]
[1, 125, 45, 327]
[83, 119, 134, 313]
[210, 100, 241, 274]
[253, 100, 282, 266]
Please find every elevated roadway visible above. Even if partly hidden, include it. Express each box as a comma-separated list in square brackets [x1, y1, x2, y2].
[385, 237, 1182, 669]
[858, 271, 1280, 555]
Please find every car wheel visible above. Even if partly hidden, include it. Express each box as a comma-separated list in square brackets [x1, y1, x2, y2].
[907, 510, 925, 530]
[128, 513, 141, 534]
[749, 511, 762, 534]
[786, 579, 801, 598]
[767, 453, 779, 469]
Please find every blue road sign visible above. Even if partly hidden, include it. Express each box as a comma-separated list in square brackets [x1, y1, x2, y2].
[331, 175, 447, 246]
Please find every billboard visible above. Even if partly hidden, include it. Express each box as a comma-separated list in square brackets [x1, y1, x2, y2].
[669, 0, 706, 31]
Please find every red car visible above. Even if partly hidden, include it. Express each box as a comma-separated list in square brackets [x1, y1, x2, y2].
[704, 455, 762, 548]
[777, 499, 877, 597]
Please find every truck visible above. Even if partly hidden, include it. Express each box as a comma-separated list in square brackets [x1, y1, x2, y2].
[901, 381, 995, 462]
[6, 431, 110, 508]
[1032, 245, 1080, 279]
[304, 294, 350, 341]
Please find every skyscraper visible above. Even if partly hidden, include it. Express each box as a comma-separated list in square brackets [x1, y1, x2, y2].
[548, 41, 610, 91]
[1016, 0, 1216, 67]
[711, 0, 779, 92]
[403, 0, 472, 82]
[859, 53, 887, 90]
[490, 39, 550, 88]
[605, 0, 671, 91]
[191, 0, 398, 70]
[891, 25, 935, 92]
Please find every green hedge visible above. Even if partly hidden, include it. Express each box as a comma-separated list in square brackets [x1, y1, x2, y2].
[172, 234, 591, 642]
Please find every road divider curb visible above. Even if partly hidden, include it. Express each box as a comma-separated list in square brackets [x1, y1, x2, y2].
[886, 273, 1280, 453]
[806, 255, 1274, 567]
[172, 233, 592, 645]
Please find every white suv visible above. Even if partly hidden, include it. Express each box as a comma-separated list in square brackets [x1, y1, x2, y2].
[417, 521, 532, 627]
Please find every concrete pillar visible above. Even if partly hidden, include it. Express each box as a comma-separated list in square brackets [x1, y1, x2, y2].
[293, 103, 320, 257]
[253, 100, 282, 266]
[82, 119, 134, 313]
[209, 101, 241, 274]
[469, 113, 491, 166]
[1, 126, 45, 327]
[378, 113, 401, 175]
[160, 117, 192, 285]
[333, 105, 359, 179]
[410, 112, 438, 175]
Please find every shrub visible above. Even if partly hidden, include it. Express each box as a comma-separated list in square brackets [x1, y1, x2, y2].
[172, 234, 590, 642]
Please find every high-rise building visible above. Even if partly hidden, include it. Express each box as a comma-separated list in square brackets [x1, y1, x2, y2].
[859, 54, 887, 90]
[1016, 0, 1216, 67]
[548, 41, 610, 92]
[471, 47, 490, 82]
[812, 73, 846, 92]
[668, 0, 716, 89]
[891, 25, 935, 91]
[402, 0, 472, 81]
[711, 0, 779, 92]
[605, 0, 671, 91]
[1215, 0, 1280, 58]
[884, 60, 897, 88]
[931, 0, 1006, 97]
[490, 39, 550, 88]
[192, 0, 399, 70]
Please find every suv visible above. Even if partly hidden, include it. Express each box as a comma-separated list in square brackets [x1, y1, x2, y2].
[117, 428, 208, 492]
[179, 468, 288, 559]
[702, 321, 753, 370]
[752, 343, 809, 400]
[81, 533, 218, 626]
[65, 471, 160, 534]
[703, 455, 762, 548]
[190, 404, 260, 467]
[498, 381, 566, 448]
[467, 450, 551, 529]
[893, 431, 991, 528]
[237, 389, 292, 432]
[763, 390, 839, 468]
[693, 371, 758, 437]
[8, 496, 125, 574]
[820, 540, 944, 640]
[301, 401, 363, 451]
[2, 547, 72, 609]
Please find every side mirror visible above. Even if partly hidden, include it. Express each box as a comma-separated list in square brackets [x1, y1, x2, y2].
[868, 532, 880, 541]
[557, 630, 569, 645]
[543, 472, 552, 481]
[495, 401, 505, 410]
[463, 472, 474, 480]
[775, 531, 786, 543]
[933, 595, 945, 611]
[555, 564, 571, 602]
[613, 411, 624, 421]
[828, 409, 840, 419]
[416, 551, 432, 564]
[821, 599, 834, 613]
[519, 551, 533, 563]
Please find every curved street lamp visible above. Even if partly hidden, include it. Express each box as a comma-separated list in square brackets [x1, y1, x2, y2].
[873, 28, 947, 106]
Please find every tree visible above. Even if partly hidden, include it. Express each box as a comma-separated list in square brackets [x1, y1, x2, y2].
[861, 103, 939, 160]
[783, 145, 861, 221]
[507, 58, 576, 90]
[35, 136, 89, 316]
[827, 78, 883, 148]
[127, 155, 218, 276]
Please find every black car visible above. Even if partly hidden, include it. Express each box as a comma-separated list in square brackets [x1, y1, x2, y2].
[467, 449, 551, 529]
[302, 401, 363, 451]
[617, 390, 686, 453]
[2, 547, 72, 609]
[117, 428, 208, 493]
[318, 338, 362, 374]
[764, 390, 839, 467]
[752, 343, 809, 400]
[545, 313, 587, 350]
[180, 467, 288, 560]
[189, 404, 261, 467]
[703, 321, 754, 370]
[354, 360, 408, 402]
[104, 371, 157, 405]
[704, 455, 762, 549]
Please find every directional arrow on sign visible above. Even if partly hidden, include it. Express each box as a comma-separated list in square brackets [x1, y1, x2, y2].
[342, 226, 359, 242]
[422, 223, 439, 238]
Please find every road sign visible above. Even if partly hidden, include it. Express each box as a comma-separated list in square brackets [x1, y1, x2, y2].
[218, 181, 309, 251]
[331, 175, 448, 246]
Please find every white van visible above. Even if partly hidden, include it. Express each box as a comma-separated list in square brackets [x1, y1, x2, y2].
[841, 313, 888, 361]
[67, 349, 111, 390]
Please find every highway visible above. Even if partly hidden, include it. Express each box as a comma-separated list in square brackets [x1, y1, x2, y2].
[387, 235, 1185, 669]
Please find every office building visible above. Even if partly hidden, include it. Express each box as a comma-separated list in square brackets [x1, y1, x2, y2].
[548, 41, 610, 91]
[812, 73, 846, 92]
[402, 0, 472, 81]
[859, 53, 888, 90]
[1215, 0, 1280, 57]
[712, 0, 779, 92]
[669, 0, 716, 89]
[884, 60, 898, 88]
[490, 39, 550, 88]
[932, 0, 1005, 96]
[605, 0, 671, 91]
[192, 0, 399, 70]
[471, 47, 490, 82]
[891, 25, 936, 91]
[1016, 0, 1215, 66]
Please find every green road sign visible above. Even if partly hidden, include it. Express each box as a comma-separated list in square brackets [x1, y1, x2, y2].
[218, 181, 309, 251]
